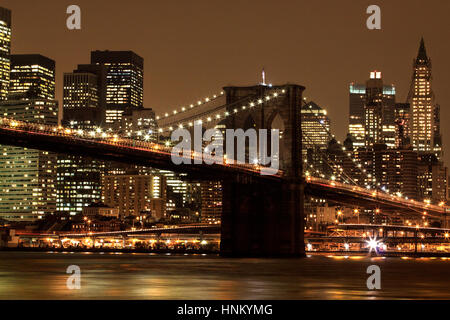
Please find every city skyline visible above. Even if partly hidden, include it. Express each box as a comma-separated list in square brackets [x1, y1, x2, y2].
[2, 2, 450, 303]
[1, 0, 449, 165]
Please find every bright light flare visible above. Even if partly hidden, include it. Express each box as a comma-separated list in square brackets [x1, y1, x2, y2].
[365, 236, 382, 253]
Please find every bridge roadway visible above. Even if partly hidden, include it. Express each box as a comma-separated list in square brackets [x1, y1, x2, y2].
[305, 177, 446, 218]
[0, 117, 446, 218]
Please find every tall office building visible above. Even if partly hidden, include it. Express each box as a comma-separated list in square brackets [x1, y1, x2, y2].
[407, 38, 439, 156]
[91, 50, 144, 128]
[0, 53, 57, 221]
[9, 54, 55, 100]
[0, 98, 58, 221]
[348, 72, 396, 149]
[301, 101, 330, 155]
[58, 64, 107, 216]
[62, 64, 106, 129]
[0, 7, 11, 101]
[348, 83, 366, 148]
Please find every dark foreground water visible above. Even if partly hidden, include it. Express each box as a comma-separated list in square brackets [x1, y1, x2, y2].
[0, 252, 449, 299]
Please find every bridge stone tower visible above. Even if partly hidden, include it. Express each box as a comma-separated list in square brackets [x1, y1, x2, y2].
[220, 84, 305, 257]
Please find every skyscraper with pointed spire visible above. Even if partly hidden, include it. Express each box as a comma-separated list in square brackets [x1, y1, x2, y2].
[407, 38, 441, 158]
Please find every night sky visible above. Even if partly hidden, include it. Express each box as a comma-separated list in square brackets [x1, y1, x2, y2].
[3, 0, 450, 163]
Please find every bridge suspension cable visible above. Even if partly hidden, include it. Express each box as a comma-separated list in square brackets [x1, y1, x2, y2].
[302, 132, 360, 186]
[155, 90, 225, 121]
[301, 99, 384, 193]
[157, 89, 287, 133]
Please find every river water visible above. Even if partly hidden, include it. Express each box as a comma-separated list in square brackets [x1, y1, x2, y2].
[0, 251, 449, 299]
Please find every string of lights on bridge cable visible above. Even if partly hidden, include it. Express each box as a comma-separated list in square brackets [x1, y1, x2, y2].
[302, 132, 360, 186]
[157, 93, 262, 131]
[156, 89, 287, 133]
[301, 99, 382, 187]
[300, 98, 394, 192]
[155, 90, 226, 121]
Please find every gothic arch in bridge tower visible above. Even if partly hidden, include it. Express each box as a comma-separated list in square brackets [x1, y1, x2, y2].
[266, 110, 285, 132]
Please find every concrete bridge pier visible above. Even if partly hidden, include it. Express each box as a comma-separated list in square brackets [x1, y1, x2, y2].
[220, 176, 305, 257]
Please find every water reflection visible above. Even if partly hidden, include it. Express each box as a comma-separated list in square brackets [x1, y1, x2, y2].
[0, 252, 449, 299]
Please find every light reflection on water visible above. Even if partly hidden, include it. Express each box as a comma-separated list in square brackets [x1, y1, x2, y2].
[0, 252, 449, 300]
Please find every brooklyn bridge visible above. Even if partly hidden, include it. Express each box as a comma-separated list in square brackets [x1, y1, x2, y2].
[0, 84, 446, 257]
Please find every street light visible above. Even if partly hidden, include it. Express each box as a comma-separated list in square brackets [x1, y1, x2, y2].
[337, 210, 343, 224]
[354, 209, 360, 224]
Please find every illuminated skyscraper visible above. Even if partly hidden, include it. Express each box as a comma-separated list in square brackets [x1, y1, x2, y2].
[0, 7, 11, 101]
[90, 50, 144, 128]
[348, 71, 396, 149]
[0, 52, 57, 221]
[407, 38, 437, 155]
[63, 64, 106, 129]
[9, 54, 55, 100]
[0, 98, 58, 221]
[58, 65, 107, 216]
[301, 101, 330, 153]
[348, 84, 366, 148]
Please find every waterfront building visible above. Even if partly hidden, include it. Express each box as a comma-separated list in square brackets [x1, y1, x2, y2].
[82, 202, 119, 219]
[102, 174, 166, 218]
